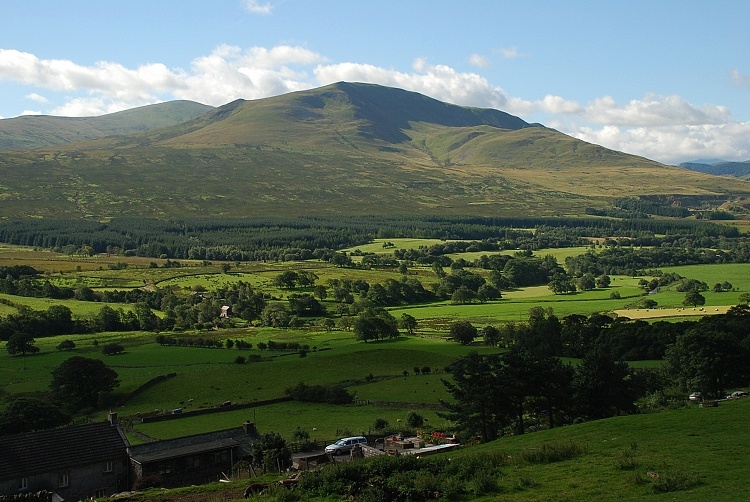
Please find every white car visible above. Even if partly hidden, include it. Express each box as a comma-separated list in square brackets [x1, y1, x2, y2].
[324, 436, 367, 455]
[688, 392, 702, 401]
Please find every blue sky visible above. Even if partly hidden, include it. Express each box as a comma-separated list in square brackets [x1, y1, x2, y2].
[1, 0, 748, 164]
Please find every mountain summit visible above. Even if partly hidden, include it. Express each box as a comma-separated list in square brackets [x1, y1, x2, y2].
[0, 82, 746, 219]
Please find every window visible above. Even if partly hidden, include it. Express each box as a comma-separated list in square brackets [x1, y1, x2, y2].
[212, 450, 229, 464]
[104, 461, 114, 473]
[19, 477, 28, 491]
[187, 455, 201, 470]
[58, 472, 69, 488]
[157, 461, 173, 474]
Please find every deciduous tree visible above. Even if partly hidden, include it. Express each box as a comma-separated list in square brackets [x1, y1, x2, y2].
[0, 398, 71, 435]
[450, 320, 477, 345]
[49, 356, 120, 410]
[6, 332, 39, 356]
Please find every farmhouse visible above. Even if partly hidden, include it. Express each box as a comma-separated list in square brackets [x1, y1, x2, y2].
[0, 413, 129, 500]
[128, 421, 259, 489]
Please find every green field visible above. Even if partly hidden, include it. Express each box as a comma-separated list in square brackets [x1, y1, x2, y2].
[2, 243, 750, 470]
[442, 396, 750, 501]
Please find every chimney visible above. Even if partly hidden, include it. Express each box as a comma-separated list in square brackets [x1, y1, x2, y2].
[242, 421, 257, 435]
[108, 411, 119, 426]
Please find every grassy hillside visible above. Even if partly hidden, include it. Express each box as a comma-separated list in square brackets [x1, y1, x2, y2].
[0, 83, 747, 219]
[0, 100, 213, 151]
[117, 391, 750, 501]
[457, 397, 750, 501]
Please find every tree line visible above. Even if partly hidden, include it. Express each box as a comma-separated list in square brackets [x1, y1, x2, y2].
[442, 305, 750, 442]
[0, 214, 739, 259]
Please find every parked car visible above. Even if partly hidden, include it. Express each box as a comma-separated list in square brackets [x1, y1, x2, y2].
[324, 436, 367, 455]
[727, 391, 749, 399]
[688, 392, 702, 401]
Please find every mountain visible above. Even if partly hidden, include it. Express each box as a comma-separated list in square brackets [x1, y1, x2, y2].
[680, 160, 750, 179]
[0, 100, 214, 151]
[0, 82, 748, 220]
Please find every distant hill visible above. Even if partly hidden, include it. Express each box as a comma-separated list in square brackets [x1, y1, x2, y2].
[0, 82, 748, 220]
[680, 160, 750, 179]
[0, 101, 214, 151]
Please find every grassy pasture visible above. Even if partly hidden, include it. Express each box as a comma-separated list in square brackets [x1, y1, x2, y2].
[447, 245, 593, 263]
[343, 238, 460, 255]
[458, 397, 750, 501]
[0, 293, 137, 317]
[3, 245, 750, 452]
[1, 331, 491, 435]
[134, 400, 451, 445]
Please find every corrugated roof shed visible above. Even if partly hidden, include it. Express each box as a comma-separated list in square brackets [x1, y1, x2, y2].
[0, 421, 128, 480]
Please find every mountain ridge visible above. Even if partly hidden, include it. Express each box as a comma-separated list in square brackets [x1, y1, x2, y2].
[0, 82, 748, 220]
[0, 100, 214, 151]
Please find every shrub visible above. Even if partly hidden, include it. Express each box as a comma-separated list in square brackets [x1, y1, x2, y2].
[56, 339, 76, 351]
[285, 382, 353, 404]
[101, 343, 125, 355]
[372, 417, 389, 431]
[651, 469, 700, 493]
[234, 355, 247, 364]
[406, 411, 424, 428]
[521, 441, 586, 464]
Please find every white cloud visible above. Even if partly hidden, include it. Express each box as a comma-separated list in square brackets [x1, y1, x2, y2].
[50, 97, 137, 117]
[732, 69, 750, 87]
[314, 58, 509, 109]
[539, 95, 582, 114]
[25, 92, 48, 103]
[0, 45, 746, 164]
[495, 47, 523, 59]
[0, 49, 185, 108]
[583, 94, 732, 127]
[0, 46, 325, 113]
[468, 54, 490, 68]
[243, 0, 272, 15]
[572, 122, 750, 164]
[20, 109, 41, 116]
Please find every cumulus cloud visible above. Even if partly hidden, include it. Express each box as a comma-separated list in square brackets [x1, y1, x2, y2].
[314, 58, 509, 109]
[468, 54, 490, 68]
[732, 69, 750, 87]
[495, 47, 523, 59]
[0, 48, 185, 108]
[243, 0, 272, 15]
[25, 92, 48, 103]
[0, 45, 746, 164]
[573, 122, 750, 164]
[0, 46, 325, 113]
[583, 94, 733, 127]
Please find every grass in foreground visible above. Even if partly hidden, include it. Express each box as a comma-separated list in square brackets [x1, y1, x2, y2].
[115, 397, 750, 502]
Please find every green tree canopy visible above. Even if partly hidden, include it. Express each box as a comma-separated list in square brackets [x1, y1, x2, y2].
[440, 352, 509, 442]
[683, 290, 706, 308]
[6, 332, 39, 356]
[450, 320, 478, 345]
[49, 356, 120, 410]
[399, 313, 418, 335]
[572, 347, 637, 420]
[251, 432, 292, 473]
[353, 308, 399, 342]
[664, 328, 750, 399]
[0, 397, 71, 436]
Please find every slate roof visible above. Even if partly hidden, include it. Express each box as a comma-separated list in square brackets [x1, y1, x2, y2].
[0, 421, 129, 480]
[130, 439, 239, 464]
[128, 424, 259, 464]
